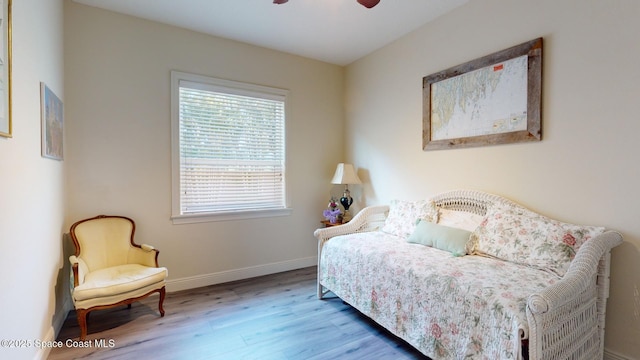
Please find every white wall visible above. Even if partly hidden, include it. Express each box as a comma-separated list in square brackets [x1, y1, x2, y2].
[64, 2, 344, 291]
[345, 0, 640, 358]
[0, 0, 65, 359]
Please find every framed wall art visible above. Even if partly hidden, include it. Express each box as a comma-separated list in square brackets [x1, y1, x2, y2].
[41, 82, 64, 160]
[423, 38, 542, 150]
[0, 0, 12, 137]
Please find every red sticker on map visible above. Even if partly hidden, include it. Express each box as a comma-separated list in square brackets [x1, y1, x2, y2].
[493, 64, 504, 71]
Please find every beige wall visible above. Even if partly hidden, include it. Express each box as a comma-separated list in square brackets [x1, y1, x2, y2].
[0, 0, 65, 359]
[64, 2, 344, 292]
[345, 0, 640, 358]
[5, 0, 638, 358]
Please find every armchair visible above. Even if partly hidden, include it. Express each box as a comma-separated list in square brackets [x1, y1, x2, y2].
[69, 215, 168, 340]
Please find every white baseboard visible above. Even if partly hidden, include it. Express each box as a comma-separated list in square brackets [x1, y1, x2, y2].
[166, 256, 317, 292]
[33, 326, 55, 360]
[34, 296, 73, 359]
[604, 348, 636, 360]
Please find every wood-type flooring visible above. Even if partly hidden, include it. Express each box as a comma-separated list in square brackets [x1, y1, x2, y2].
[49, 266, 430, 360]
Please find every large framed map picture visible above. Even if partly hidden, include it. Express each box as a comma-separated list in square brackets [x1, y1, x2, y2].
[423, 38, 542, 150]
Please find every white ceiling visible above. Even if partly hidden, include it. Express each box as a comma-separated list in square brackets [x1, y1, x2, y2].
[72, 0, 468, 66]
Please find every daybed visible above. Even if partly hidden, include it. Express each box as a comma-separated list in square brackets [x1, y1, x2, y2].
[314, 190, 622, 360]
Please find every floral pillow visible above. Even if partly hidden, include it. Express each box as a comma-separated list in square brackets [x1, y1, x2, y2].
[471, 205, 605, 277]
[381, 200, 438, 238]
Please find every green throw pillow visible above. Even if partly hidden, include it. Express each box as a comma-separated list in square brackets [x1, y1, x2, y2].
[407, 220, 472, 257]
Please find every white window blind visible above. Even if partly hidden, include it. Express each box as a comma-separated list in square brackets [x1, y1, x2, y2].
[172, 72, 287, 220]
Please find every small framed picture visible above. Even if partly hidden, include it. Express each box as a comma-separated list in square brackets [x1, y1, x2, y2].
[0, 0, 13, 137]
[40, 82, 64, 160]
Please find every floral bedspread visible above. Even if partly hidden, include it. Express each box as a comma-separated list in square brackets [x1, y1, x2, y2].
[319, 231, 560, 360]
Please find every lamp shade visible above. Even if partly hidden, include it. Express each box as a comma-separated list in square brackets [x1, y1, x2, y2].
[331, 163, 362, 185]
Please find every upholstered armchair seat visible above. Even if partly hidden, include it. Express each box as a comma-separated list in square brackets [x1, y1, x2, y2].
[71, 262, 167, 302]
[69, 215, 167, 340]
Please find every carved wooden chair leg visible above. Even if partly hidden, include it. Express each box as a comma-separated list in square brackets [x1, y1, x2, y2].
[77, 309, 89, 341]
[158, 287, 166, 316]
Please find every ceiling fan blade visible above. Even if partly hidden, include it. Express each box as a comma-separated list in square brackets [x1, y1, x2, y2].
[357, 0, 381, 8]
[273, 0, 380, 8]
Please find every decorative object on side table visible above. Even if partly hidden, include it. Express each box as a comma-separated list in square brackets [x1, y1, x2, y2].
[331, 163, 362, 222]
[323, 197, 342, 224]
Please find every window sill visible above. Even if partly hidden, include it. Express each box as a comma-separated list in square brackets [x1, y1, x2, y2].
[171, 208, 293, 225]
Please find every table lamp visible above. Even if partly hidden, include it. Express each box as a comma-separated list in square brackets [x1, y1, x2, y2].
[331, 163, 362, 222]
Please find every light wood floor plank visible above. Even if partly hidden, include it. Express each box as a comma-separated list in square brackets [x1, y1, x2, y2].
[49, 266, 430, 360]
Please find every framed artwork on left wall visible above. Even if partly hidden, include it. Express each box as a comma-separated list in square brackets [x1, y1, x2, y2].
[40, 82, 64, 160]
[0, 0, 12, 137]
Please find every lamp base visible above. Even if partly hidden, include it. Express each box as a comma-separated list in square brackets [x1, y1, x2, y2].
[341, 209, 353, 223]
[340, 187, 354, 222]
[340, 196, 353, 210]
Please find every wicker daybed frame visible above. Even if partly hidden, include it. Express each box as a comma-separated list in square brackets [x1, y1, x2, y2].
[314, 190, 622, 360]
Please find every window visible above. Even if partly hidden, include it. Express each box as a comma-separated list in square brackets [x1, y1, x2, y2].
[171, 71, 290, 224]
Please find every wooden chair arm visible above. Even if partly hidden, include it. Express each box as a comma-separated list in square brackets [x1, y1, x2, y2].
[69, 255, 88, 287]
[128, 245, 160, 267]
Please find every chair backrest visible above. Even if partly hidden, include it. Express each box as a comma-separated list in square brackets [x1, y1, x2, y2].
[70, 215, 136, 272]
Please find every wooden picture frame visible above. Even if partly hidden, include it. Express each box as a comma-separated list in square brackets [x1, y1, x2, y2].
[423, 38, 542, 151]
[41, 82, 64, 160]
[0, 0, 12, 138]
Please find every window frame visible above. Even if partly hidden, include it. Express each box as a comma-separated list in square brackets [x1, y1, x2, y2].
[170, 71, 291, 224]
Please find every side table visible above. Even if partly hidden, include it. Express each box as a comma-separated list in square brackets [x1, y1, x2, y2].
[321, 220, 343, 227]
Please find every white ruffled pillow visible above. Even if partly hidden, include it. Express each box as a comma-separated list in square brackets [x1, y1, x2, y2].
[471, 205, 605, 277]
[381, 200, 438, 238]
[437, 208, 484, 232]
